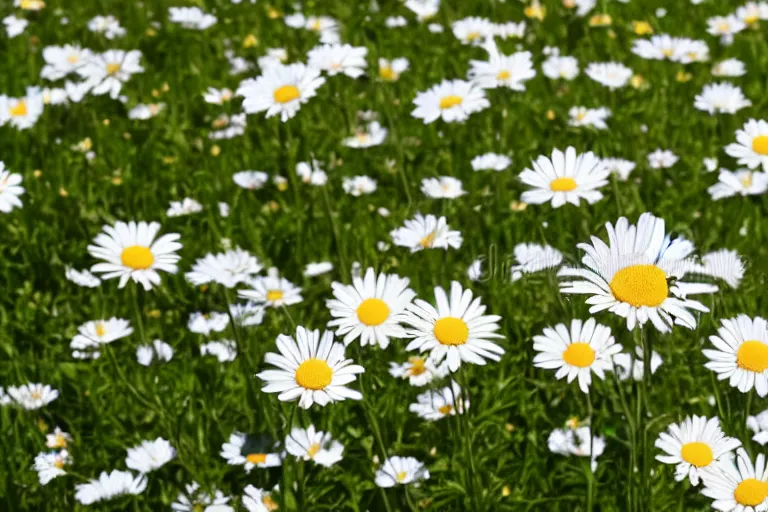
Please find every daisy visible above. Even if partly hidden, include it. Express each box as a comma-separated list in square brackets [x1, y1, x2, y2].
[239, 267, 303, 307]
[708, 169, 768, 200]
[389, 356, 449, 386]
[188, 311, 229, 336]
[168, 7, 217, 30]
[704, 315, 768, 397]
[77, 50, 144, 99]
[128, 103, 165, 120]
[242, 485, 279, 512]
[468, 41, 536, 91]
[34, 450, 70, 485]
[726, 119, 768, 171]
[167, 198, 203, 217]
[451, 16, 494, 45]
[385, 16, 408, 28]
[704, 157, 719, 172]
[46, 427, 72, 449]
[748, 409, 768, 445]
[285, 425, 344, 467]
[737, 2, 768, 25]
[548, 425, 605, 471]
[0, 163, 24, 213]
[220, 432, 282, 473]
[558, 213, 717, 332]
[700, 249, 745, 289]
[342, 176, 378, 196]
[403, 281, 504, 372]
[707, 15, 746, 45]
[405, 0, 440, 21]
[7, 383, 59, 409]
[421, 176, 466, 199]
[15, 0, 45, 10]
[88, 221, 182, 291]
[326, 267, 415, 349]
[71, 318, 133, 358]
[3, 15, 27, 38]
[87, 15, 126, 39]
[493, 21, 526, 39]
[126, 437, 175, 473]
[542, 53, 580, 80]
[41, 45, 92, 80]
[0, 87, 44, 130]
[655, 416, 740, 485]
[695, 82, 752, 114]
[200, 340, 238, 362]
[572, 0, 596, 15]
[510, 243, 564, 281]
[409, 381, 468, 421]
[390, 213, 463, 252]
[237, 63, 325, 122]
[343, 121, 387, 148]
[471, 153, 511, 171]
[75, 470, 147, 505]
[467, 259, 484, 281]
[411, 79, 490, 124]
[613, 347, 662, 381]
[601, 157, 636, 181]
[568, 106, 611, 129]
[304, 261, 333, 277]
[376, 457, 430, 487]
[700, 448, 768, 511]
[186, 248, 263, 288]
[647, 149, 679, 169]
[585, 62, 633, 89]
[203, 87, 234, 104]
[209, 113, 247, 140]
[378, 58, 409, 81]
[232, 170, 269, 190]
[172, 483, 232, 512]
[257, 326, 365, 409]
[136, 339, 174, 366]
[307, 44, 368, 78]
[296, 160, 328, 186]
[713, 58, 747, 77]
[677, 39, 710, 63]
[519, 146, 609, 208]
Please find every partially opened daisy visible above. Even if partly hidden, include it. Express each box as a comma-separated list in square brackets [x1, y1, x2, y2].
[220, 432, 281, 472]
[704, 315, 768, 397]
[403, 281, 504, 372]
[700, 448, 768, 511]
[390, 213, 463, 252]
[257, 326, 365, 409]
[238, 267, 303, 307]
[88, 221, 182, 291]
[519, 146, 609, 207]
[558, 213, 717, 332]
[532, 318, 621, 393]
[237, 63, 326, 122]
[411, 79, 490, 124]
[409, 381, 468, 421]
[655, 415, 740, 485]
[285, 425, 344, 467]
[725, 119, 768, 171]
[326, 267, 416, 348]
[375, 456, 430, 487]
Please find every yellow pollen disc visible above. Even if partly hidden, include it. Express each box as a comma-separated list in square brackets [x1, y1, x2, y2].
[609, 264, 668, 308]
[67, 54, 80, 64]
[54, 459, 65, 469]
[662, 48, 674, 57]
[106, 63, 121, 75]
[746, 15, 759, 24]
[419, 231, 437, 248]
[734, 478, 768, 506]
[9, 101, 28, 117]
[273, 85, 300, 104]
[307, 443, 321, 458]
[741, 173, 754, 189]
[53, 434, 67, 448]
[31, 391, 42, 399]
[295, 358, 333, 390]
[266, 290, 284, 302]
[379, 66, 395, 80]
[680, 442, 713, 468]
[356, 298, 390, 326]
[439, 95, 463, 109]
[246, 453, 267, 464]
[433, 317, 470, 346]
[466, 32, 481, 41]
[562, 342, 596, 368]
[263, 495, 279, 511]
[396, 471, 408, 482]
[120, 245, 154, 270]
[95, 322, 106, 338]
[496, 70, 511, 80]
[193, 505, 204, 512]
[752, 135, 768, 156]
[407, 357, 426, 376]
[737, 341, 768, 373]
[439, 404, 454, 415]
[550, 177, 578, 192]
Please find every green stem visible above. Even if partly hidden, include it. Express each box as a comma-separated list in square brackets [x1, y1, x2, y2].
[586, 391, 594, 512]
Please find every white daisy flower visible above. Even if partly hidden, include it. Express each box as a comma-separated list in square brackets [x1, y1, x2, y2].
[7, 383, 59, 409]
[242, 485, 279, 512]
[647, 149, 679, 169]
[326, 267, 415, 349]
[375, 456, 430, 487]
[136, 339, 174, 366]
[304, 261, 333, 277]
[707, 15, 746, 45]
[3, 15, 27, 38]
[471, 153, 511, 171]
[725, 119, 768, 171]
[704, 157, 719, 172]
[128, 103, 165, 120]
[71, 318, 133, 359]
[41, 45, 93, 80]
[405, 0, 440, 21]
[613, 347, 662, 381]
[77, 50, 144, 99]
[257, 326, 365, 409]
[542, 54, 580, 80]
[390, 213, 463, 252]
[510, 243, 564, 281]
[15, 0, 45, 10]
[631, 34, 686, 61]
[389, 356, 450, 386]
[75, 470, 147, 505]
[378, 58, 409, 81]
[409, 381, 468, 421]
[385, 16, 408, 28]
[203, 87, 234, 104]
[167, 197, 203, 217]
[87, 15, 126, 39]
[172, 482, 232, 512]
[285, 425, 344, 467]
[34, 450, 71, 485]
[548, 425, 605, 471]
[695, 82, 752, 115]
[713, 58, 747, 77]
[186, 248, 263, 288]
[585, 62, 633, 89]
[569, 106, 611, 129]
[467, 259, 484, 281]
[342, 176, 378, 196]
[737, 2, 768, 25]
[700, 249, 745, 289]
[307, 43, 368, 78]
[451, 16, 494, 45]
[655, 416, 741, 486]
[229, 302, 266, 327]
[601, 157, 636, 181]
[46, 427, 72, 449]
[411, 79, 490, 124]
[238, 267, 303, 307]
[747, 409, 768, 445]
[209, 113, 247, 140]
[126, 437, 176, 473]
[343, 121, 388, 148]
[468, 40, 536, 91]
[428, 23, 444, 33]
[677, 39, 710, 63]
[200, 340, 238, 362]
[403, 281, 504, 372]
[0, 163, 25, 213]
[519, 146, 609, 208]
[88, 221, 182, 291]
[220, 432, 282, 473]
[168, 7, 217, 30]
[700, 448, 768, 511]
[187, 312, 229, 336]
[704, 315, 768, 397]
[493, 21, 526, 39]
[708, 169, 768, 200]
[0, 86, 45, 130]
[421, 176, 466, 199]
[237, 63, 326, 122]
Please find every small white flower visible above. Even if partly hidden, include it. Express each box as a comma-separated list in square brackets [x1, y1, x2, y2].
[126, 437, 176, 473]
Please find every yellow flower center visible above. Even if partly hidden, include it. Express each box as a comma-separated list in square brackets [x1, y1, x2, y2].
[120, 245, 154, 270]
[562, 342, 596, 368]
[439, 95, 463, 109]
[741, 173, 754, 189]
[550, 177, 578, 192]
[609, 264, 668, 308]
[734, 478, 768, 507]
[680, 442, 713, 468]
[407, 357, 426, 376]
[193, 505, 204, 512]
[662, 48, 674, 57]
[466, 31, 481, 41]
[67, 54, 80, 64]
[746, 15, 759, 24]
[106, 63, 121, 75]
[31, 391, 42, 400]
[396, 471, 408, 482]
[53, 434, 67, 448]
[496, 70, 511, 80]
[433, 317, 469, 346]
[295, 358, 333, 390]
[439, 404, 454, 415]
[9, 101, 28, 117]
[95, 322, 106, 338]
[737, 341, 768, 373]
[356, 298, 390, 326]
[752, 135, 768, 155]
[54, 459, 65, 469]
[266, 290, 284, 302]
[20, 0, 44, 9]
[273, 85, 300, 104]
[246, 453, 267, 464]
[379, 66, 395, 81]
[419, 231, 437, 248]
[263, 495, 279, 511]
[307, 443, 321, 458]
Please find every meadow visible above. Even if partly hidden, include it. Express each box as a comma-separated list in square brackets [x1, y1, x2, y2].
[2, 0, 768, 510]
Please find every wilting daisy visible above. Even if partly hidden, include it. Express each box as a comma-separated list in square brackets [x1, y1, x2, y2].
[200, 340, 238, 362]
[468, 41, 536, 91]
[404, 281, 504, 372]
[569, 106, 611, 129]
[726, 119, 768, 171]
[186, 248, 262, 288]
[257, 326, 365, 409]
[7, 383, 59, 409]
[699, 249, 745, 289]
[237, 63, 326, 122]
[167, 198, 202, 217]
[326, 267, 415, 348]
[389, 356, 450, 386]
[708, 169, 768, 200]
[75, 471, 147, 505]
[307, 44, 368, 78]
[655, 415, 740, 485]
[548, 425, 605, 471]
[748, 409, 768, 445]
[0, 163, 24, 213]
[390, 213, 463, 252]
[343, 121, 387, 148]
[472, 153, 511, 171]
[601, 157, 636, 181]
[700, 448, 768, 511]
[172, 482, 232, 512]
[542, 53, 580, 80]
[558, 212, 717, 332]
[136, 339, 174, 366]
[88, 221, 182, 291]
[585, 62, 633, 89]
[126, 437, 175, 473]
[695, 82, 752, 115]
[0, 87, 45, 130]
[375, 456, 430, 487]
[737, 2, 768, 25]
[220, 433, 281, 472]
[704, 315, 768, 397]
[342, 176, 377, 196]
[613, 347, 662, 381]
[647, 149, 679, 169]
[510, 243, 564, 281]
[239, 267, 303, 307]
[168, 7, 217, 30]
[242, 485, 279, 512]
[378, 58, 409, 81]
[77, 50, 144, 99]
[34, 450, 70, 485]
[519, 146, 609, 208]
[285, 425, 344, 467]
[421, 176, 466, 199]
[411, 79, 490, 124]
[409, 381, 468, 421]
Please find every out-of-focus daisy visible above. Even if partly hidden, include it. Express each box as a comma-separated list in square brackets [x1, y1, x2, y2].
[389, 356, 449, 386]
[167, 198, 202, 217]
[239, 267, 303, 307]
[88, 15, 126, 39]
[585, 62, 633, 89]
[237, 63, 325, 122]
[88, 221, 181, 291]
[242, 485, 278, 512]
[468, 41, 536, 91]
[342, 176, 378, 196]
[187, 312, 229, 336]
[296, 160, 328, 186]
[631, 34, 685, 60]
[390, 213, 463, 252]
[737, 2, 768, 25]
[600, 157, 636, 181]
[77, 50, 144, 99]
[704, 157, 719, 172]
[65, 267, 100, 287]
[200, 340, 238, 362]
[472, 153, 511, 171]
[467, 259, 484, 281]
[15, 0, 46, 10]
[452, 16, 494, 45]
[708, 169, 768, 200]
[168, 7, 217, 30]
[707, 14, 746, 45]
[699, 249, 745, 289]
[126, 437, 175, 473]
[409, 381, 468, 421]
[203, 87, 234, 104]
[378, 58, 409, 81]
[725, 119, 768, 171]
[46, 427, 71, 449]
[209, 113, 247, 140]
[70, 318, 133, 359]
[713, 58, 747, 77]
[41, 45, 92, 80]
[421, 176, 466, 199]
[655, 416, 740, 485]
[494, 21, 526, 39]
[172, 482, 232, 512]
[136, 339, 174, 366]
[0, 163, 24, 213]
[304, 261, 333, 277]
[695, 82, 751, 114]
[385, 16, 408, 28]
[428, 23, 444, 33]
[375, 456, 430, 487]
[647, 149, 679, 169]
[405, 0, 440, 21]
[748, 409, 768, 445]
[0, 87, 45, 130]
[233, 170, 269, 190]
[549, 425, 605, 471]
[3, 15, 27, 37]
[34, 450, 70, 485]
[326, 267, 415, 349]
[285, 425, 344, 467]
[404, 281, 504, 372]
[568, 106, 611, 129]
[75, 470, 147, 505]
[613, 347, 662, 381]
[7, 383, 59, 409]
[700, 448, 768, 510]
[229, 302, 266, 327]
[186, 248, 263, 288]
[519, 146, 609, 208]
[343, 121, 387, 148]
[704, 315, 768, 397]
[542, 52, 580, 80]
[411, 79, 490, 124]
[510, 243, 563, 281]
[128, 103, 165, 120]
[308, 44, 368, 78]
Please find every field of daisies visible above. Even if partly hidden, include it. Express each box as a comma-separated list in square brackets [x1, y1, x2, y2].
[6, 0, 768, 510]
